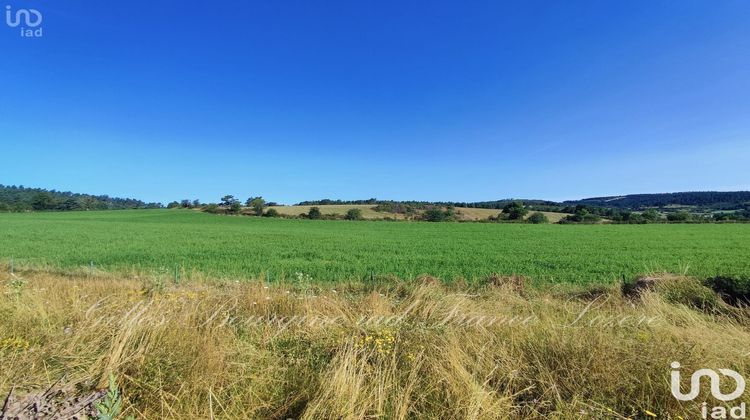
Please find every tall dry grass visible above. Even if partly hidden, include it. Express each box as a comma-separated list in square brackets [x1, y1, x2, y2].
[1, 268, 748, 419]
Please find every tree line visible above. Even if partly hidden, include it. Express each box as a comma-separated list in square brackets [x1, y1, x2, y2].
[0, 185, 161, 212]
[5, 184, 749, 224]
[566, 191, 750, 210]
[296, 191, 750, 213]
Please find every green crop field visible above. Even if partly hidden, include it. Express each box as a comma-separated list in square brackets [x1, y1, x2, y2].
[1, 209, 749, 284]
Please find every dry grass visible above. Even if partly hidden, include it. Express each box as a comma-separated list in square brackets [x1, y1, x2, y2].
[453, 208, 570, 223]
[1, 268, 748, 419]
[266, 205, 569, 222]
[267, 205, 405, 219]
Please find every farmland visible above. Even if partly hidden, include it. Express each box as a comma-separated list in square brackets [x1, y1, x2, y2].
[268, 204, 407, 219]
[1, 209, 748, 284]
[267, 204, 570, 222]
[2, 209, 750, 419]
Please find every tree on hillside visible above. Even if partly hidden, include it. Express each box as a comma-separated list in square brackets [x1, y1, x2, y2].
[641, 209, 662, 223]
[502, 201, 528, 220]
[423, 208, 453, 222]
[307, 207, 322, 220]
[528, 212, 549, 224]
[58, 198, 82, 211]
[0, 184, 158, 212]
[560, 205, 602, 224]
[345, 208, 363, 220]
[30, 192, 56, 210]
[221, 195, 238, 207]
[82, 196, 104, 210]
[246, 197, 266, 216]
[667, 211, 692, 222]
[219, 195, 241, 214]
[203, 204, 221, 213]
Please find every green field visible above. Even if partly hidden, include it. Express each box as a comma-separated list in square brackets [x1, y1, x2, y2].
[1, 209, 749, 284]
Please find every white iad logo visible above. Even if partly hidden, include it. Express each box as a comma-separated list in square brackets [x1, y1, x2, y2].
[4, 5, 43, 37]
[671, 361, 746, 419]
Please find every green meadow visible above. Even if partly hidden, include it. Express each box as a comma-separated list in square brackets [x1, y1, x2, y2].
[1, 209, 749, 284]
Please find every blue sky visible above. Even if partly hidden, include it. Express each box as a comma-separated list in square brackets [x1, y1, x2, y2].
[1, 1, 748, 204]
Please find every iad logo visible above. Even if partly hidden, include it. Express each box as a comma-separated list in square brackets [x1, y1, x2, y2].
[671, 361, 746, 419]
[4, 5, 43, 37]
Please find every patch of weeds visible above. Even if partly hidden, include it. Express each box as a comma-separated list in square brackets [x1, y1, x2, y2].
[0, 336, 30, 352]
[123, 355, 184, 409]
[569, 284, 612, 301]
[622, 275, 720, 311]
[274, 336, 337, 370]
[5, 276, 27, 300]
[356, 328, 398, 361]
[294, 271, 317, 294]
[484, 273, 527, 294]
[140, 276, 166, 297]
[657, 278, 719, 311]
[95, 374, 133, 420]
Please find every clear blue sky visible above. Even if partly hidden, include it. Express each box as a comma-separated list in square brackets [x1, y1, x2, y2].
[1, 1, 748, 204]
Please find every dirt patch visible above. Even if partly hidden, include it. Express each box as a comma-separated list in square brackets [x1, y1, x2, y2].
[622, 276, 661, 298]
[1, 380, 105, 419]
[706, 276, 750, 306]
[485, 273, 527, 294]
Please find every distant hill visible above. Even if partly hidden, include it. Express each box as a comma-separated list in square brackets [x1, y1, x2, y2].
[4, 184, 748, 214]
[564, 191, 750, 210]
[295, 192, 750, 212]
[0, 184, 161, 212]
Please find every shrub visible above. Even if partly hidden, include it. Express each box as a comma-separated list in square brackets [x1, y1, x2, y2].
[307, 207, 322, 220]
[527, 212, 549, 224]
[423, 208, 449, 222]
[263, 208, 279, 218]
[502, 201, 528, 220]
[641, 209, 662, 223]
[560, 206, 602, 224]
[229, 202, 242, 214]
[246, 197, 266, 216]
[667, 211, 692, 223]
[345, 208, 363, 220]
[202, 204, 221, 214]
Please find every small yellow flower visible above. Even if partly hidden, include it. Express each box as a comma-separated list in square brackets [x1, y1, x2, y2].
[0, 337, 30, 352]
